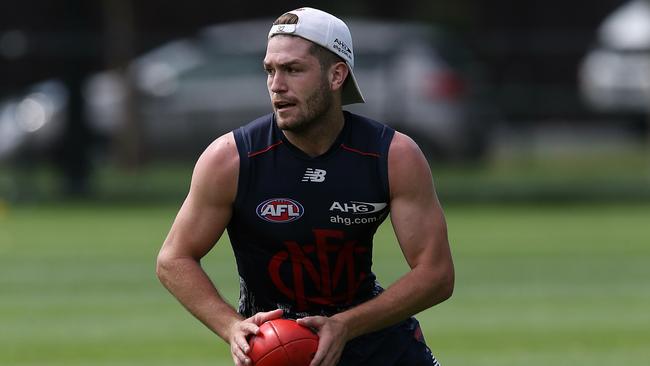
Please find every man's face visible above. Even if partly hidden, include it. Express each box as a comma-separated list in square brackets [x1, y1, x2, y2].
[264, 35, 332, 132]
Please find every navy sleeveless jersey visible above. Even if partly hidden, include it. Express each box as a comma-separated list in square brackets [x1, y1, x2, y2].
[228, 111, 395, 318]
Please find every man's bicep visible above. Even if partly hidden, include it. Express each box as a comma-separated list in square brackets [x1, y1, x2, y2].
[165, 192, 231, 259]
[161, 133, 239, 260]
[390, 194, 449, 268]
[388, 133, 450, 268]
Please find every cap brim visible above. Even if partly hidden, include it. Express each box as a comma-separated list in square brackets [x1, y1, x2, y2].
[341, 64, 365, 105]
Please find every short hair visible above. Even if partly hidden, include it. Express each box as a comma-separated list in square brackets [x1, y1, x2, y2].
[272, 12, 346, 71]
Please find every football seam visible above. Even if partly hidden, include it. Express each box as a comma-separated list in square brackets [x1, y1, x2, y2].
[282, 338, 319, 361]
[269, 321, 292, 363]
[254, 345, 284, 365]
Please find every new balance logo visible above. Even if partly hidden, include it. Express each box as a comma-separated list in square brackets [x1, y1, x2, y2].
[302, 168, 327, 182]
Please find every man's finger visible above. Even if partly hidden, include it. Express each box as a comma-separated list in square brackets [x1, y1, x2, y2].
[240, 322, 260, 336]
[232, 344, 250, 366]
[297, 316, 325, 329]
[254, 308, 283, 324]
[235, 334, 251, 354]
[324, 347, 344, 366]
[309, 342, 330, 366]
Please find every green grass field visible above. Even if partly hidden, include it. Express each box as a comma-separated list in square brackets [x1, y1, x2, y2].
[1, 202, 649, 365]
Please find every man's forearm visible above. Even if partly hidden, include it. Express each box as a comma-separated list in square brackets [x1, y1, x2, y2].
[156, 256, 243, 342]
[333, 263, 453, 340]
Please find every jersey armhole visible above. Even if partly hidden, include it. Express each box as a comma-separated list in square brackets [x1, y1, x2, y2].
[232, 127, 250, 207]
[379, 126, 395, 203]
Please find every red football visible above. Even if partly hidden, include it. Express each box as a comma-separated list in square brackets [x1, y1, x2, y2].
[248, 319, 319, 366]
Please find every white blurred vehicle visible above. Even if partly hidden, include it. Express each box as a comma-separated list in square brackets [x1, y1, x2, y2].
[579, 0, 650, 114]
[132, 19, 494, 159]
[0, 81, 68, 160]
[0, 19, 494, 162]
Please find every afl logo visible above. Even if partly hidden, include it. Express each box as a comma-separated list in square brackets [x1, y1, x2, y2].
[256, 198, 304, 223]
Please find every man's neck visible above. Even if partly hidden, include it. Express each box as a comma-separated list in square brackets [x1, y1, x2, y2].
[281, 110, 345, 157]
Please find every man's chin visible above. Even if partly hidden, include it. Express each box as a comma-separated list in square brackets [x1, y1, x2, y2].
[275, 113, 298, 131]
[277, 117, 309, 133]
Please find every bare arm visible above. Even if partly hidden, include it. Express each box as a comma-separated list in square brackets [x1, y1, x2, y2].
[156, 132, 241, 336]
[300, 131, 455, 366]
[156, 133, 282, 365]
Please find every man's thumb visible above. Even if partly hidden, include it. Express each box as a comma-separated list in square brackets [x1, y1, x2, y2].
[297, 316, 325, 329]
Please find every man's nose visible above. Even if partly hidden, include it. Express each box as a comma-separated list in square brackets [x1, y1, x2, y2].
[269, 72, 287, 93]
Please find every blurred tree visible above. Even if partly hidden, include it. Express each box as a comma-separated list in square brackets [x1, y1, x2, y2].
[54, 0, 98, 197]
[101, 0, 141, 170]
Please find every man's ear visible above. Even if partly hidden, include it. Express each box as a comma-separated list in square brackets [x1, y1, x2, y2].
[329, 62, 349, 91]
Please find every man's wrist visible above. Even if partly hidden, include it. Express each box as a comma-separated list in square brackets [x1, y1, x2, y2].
[214, 309, 245, 344]
[331, 311, 356, 341]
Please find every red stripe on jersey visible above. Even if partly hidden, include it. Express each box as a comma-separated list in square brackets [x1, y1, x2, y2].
[248, 140, 284, 157]
[340, 143, 381, 158]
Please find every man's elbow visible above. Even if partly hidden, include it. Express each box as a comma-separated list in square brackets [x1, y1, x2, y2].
[438, 269, 454, 302]
[430, 265, 454, 304]
[156, 251, 174, 284]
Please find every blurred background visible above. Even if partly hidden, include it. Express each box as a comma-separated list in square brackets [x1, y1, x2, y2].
[0, 0, 648, 201]
[1, 1, 649, 365]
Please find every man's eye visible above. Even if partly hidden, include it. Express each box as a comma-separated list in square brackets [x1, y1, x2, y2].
[264, 68, 274, 75]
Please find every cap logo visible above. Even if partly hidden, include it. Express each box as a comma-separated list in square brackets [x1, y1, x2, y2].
[333, 38, 352, 60]
[271, 24, 296, 34]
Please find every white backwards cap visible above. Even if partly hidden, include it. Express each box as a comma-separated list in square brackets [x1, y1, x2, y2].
[268, 7, 365, 105]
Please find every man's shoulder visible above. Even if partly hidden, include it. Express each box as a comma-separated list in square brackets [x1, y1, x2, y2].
[344, 111, 392, 132]
[343, 111, 395, 153]
[199, 132, 239, 168]
[232, 113, 276, 154]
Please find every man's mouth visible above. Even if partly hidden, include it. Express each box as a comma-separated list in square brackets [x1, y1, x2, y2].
[274, 100, 296, 111]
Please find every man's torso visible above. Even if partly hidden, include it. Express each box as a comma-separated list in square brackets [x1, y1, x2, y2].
[227, 111, 395, 318]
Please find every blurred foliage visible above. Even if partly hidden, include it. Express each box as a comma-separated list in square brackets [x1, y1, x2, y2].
[1, 143, 649, 204]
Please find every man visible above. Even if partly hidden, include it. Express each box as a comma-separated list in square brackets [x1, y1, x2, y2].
[157, 7, 454, 366]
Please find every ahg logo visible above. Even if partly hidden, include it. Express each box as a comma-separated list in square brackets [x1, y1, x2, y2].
[256, 198, 304, 223]
[333, 38, 352, 58]
[329, 201, 387, 214]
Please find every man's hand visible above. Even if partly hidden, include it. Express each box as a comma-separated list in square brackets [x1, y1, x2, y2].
[297, 315, 349, 366]
[229, 309, 283, 366]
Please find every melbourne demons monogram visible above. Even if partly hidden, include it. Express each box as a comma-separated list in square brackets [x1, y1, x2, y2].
[268, 229, 368, 311]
